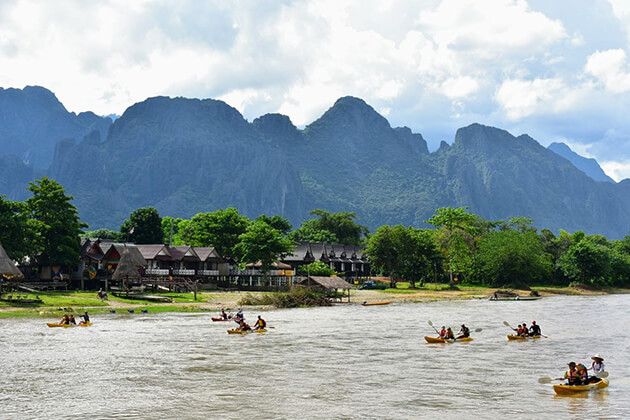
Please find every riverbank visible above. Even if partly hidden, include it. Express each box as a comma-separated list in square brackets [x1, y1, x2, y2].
[0, 284, 627, 318]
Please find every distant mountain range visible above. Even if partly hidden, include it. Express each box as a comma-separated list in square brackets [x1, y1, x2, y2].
[1, 86, 629, 239]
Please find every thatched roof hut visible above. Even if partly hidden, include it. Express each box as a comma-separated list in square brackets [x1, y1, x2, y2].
[0, 241, 24, 279]
[112, 249, 142, 280]
[299, 276, 354, 290]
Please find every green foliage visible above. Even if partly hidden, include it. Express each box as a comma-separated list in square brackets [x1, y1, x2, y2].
[234, 220, 295, 271]
[120, 207, 164, 244]
[83, 228, 120, 240]
[25, 178, 86, 267]
[298, 209, 368, 245]
[289, 226, 339, 243]
[238, 287, 332, 308]
[161, 216, 187, 245]
[471, 230, 553, 287]
[255, 214, 292, 235]
[558, 236, 612, 285]
[0, 196, 41, 261]
[180, 208, 250, 259]
[297, 261, 338, 276]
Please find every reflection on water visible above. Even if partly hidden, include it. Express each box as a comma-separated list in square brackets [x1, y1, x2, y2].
[0, 294, 627, 419]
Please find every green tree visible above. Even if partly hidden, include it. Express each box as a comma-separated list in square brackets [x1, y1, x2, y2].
[120, 207, 164, 244]
[161, 216, 189, 245]
[255, 214, 292, 235]
[83, 228, 120, 240]
[425, 207, 479, 284]
[298, 209, 368, 245]
[0, 196, 41, 261]
[180, 208, 250, 259]
[234, 220, 295, 273]
[289, 226, 339, 243]
[297, 260, 338, 276]
[25, 178, 87, 268]
[558, 237, 611, 285]
[366, 225, 439, 288]
[472, 230, 553, 287]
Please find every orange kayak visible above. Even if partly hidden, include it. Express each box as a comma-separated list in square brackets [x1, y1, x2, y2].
[425, 336, 473, 343]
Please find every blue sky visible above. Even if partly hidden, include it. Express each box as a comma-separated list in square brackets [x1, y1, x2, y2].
[2, 0, 630, 180]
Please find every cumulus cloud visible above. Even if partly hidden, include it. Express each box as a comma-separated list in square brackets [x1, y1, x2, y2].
[495, 78, 572, 119]
[585, 49, 630, 93]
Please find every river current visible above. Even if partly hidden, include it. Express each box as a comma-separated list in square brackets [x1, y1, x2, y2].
[1, 294, 628, 419]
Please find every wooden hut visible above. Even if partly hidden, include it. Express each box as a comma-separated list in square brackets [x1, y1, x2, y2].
[298, 276, 354, 302]
[112, 249, 142, 291]
[0, 241, 23, 280]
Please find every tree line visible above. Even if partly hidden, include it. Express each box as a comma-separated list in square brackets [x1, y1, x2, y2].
[2, 178, 630, 288]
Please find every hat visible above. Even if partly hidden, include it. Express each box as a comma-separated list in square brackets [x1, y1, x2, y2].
[532, 320, 536, 324]
[591, 354, 604, 361]
[568, 362, 576, 366]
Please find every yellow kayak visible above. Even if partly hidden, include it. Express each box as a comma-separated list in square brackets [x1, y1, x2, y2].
[507, 334, 542, 340]
[554, 379, 609, 394]
[425, 336, 473, 343]
[47, 321, 92, 328]
[227, 328, 267, 334]
[362, 301, 392, 306]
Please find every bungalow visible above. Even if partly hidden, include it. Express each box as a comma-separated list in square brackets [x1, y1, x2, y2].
[282, 242, 370, 279]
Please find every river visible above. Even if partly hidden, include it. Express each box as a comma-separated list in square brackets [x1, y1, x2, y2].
[0, 294, 628, 419]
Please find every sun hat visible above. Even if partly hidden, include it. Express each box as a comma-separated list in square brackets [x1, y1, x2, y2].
[591, 354, 604, 361]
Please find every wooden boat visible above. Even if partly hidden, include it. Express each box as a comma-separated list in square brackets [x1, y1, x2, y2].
[507, 334, 542, 340]
[424, 336, 473, 343]
[554, 378, 609, 394]
[489, 296, 540, 301]
[47, 321, 92, 328]
[227, 328, 267, 334]
[361, 301, 392, 306]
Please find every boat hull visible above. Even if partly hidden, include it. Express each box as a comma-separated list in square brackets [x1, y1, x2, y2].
[424, 336, 473, 343]
[227, 328, 267, 334]
[361, 301, 392, 306]
[507, 334, 542, 340]
[47, 321, 92, 328]
[554, 379, 609, 394]
[211, 317, 230, 322]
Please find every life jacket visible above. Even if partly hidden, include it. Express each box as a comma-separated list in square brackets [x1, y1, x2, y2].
[577, 364, 588, 379]
[446, 330, 454, 339]
[259, 319, 266, 328]
[439, 329, 447, 338]
[565, 368, 578, 381]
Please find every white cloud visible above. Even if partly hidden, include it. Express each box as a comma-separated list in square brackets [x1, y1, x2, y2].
[439, 77, 480, 99]
[495, 78, 568, 119]
[600, 160, 630, 182]
[585, 49, 630, 93]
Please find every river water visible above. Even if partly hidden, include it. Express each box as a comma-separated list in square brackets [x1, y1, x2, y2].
[0, 294, 628, 419]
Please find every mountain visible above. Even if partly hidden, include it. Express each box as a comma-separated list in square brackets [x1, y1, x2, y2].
[0, 86, 112, 169]
[548, 142, 615, 183]
[1, 87, 630, 239]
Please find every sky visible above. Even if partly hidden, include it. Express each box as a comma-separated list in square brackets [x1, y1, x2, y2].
[3, 0, 630, 180]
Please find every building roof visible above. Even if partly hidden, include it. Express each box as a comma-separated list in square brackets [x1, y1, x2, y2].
[0, 241, 24, 279]
[166, 246, 199, 261]
[112, 249, 142, 280]
[299, 276, 354, 289]
[135, 244, 171, 260]
[194, 247, 224, 262]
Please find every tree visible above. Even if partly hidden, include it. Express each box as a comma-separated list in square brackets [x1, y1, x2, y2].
[289, 226, 339, 244]
[298, 209, 368, 245]
[120, 207, 164, 244]
[425, 207, 479, 284]
[83, 228, 120, 240]
[472, 230, 553, 287]
[161, 216, 188, 245]
[180, 208, 250, 259]
[558, 237, 611, 285]
[234, 220, 295, 273]
[297, 261, 338, 276]
[366, 225, 439, 288]
[25, 178, 87, 268]
[0, 195, 41, 261]
[255, 214, 292, 235]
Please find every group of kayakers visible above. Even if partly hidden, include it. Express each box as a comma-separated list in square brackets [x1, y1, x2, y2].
[219, 309, 267, 332]
[514, 320, 541, 337]
[58, 311, 90, 326]
[437, 324, 470, 339]
[561, 354, 605, 385]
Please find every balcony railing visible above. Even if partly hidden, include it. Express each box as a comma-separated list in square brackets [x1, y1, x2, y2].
[173, 269, 195, 275]
[198, 270, 219, 276]
[146, 268, 170, 275]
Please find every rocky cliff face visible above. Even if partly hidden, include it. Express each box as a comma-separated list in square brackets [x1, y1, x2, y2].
[1, 88, 629, 238]
[548, 142, 615, 183]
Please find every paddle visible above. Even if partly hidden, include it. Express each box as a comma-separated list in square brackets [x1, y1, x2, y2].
[503, 320, 517, 332]
[538, 370, 608, 384]
[427, 320, 440, 335]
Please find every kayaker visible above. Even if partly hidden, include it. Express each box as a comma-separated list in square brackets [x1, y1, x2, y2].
[576, 363, 589, 383]
[445, 327, 454, 339]
[438, 326, 447, 338]
[69, 315, 76, 325]
[238, 319, 251, 332]
[253, 315, 266, 330]
[220, 309, 229, 320]
[60, 314, 70, 325]
[79, 311, 90, 325]
[518, 324, 528, 337]
[590, 354, 605, 374]
[562, 362, 583, 385]
[529, 320, 541, 336]
[456, 324, 470, 339]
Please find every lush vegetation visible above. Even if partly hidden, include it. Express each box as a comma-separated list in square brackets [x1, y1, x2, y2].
[238, 287, 333, 308]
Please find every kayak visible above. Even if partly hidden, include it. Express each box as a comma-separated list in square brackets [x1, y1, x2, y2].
[47, 321, 92, 328]
[362, 301, 392, 306]
[227, 328, 267, 334]
[507, 334, 542, 340]
[424, 336, 473, 343]
[554, 379, 609, 394]
[211, 317, 231, 322]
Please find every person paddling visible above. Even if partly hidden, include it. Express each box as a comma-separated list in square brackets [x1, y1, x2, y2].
[69, 315, 76, 325]
[238, 319, 251, 332]
[456, 324, 470, 339]
[79, 311, 90, 325]
[253, 315, 266, 330]
[60, 314, 70, 325]
[220, 309, 229, 320]
[529, 320, 541, 336]
[561, 362, 584, 385]
[445, 327, 454, 340]
[587, 354, 605, 383]
[438, 326, 447, 338]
